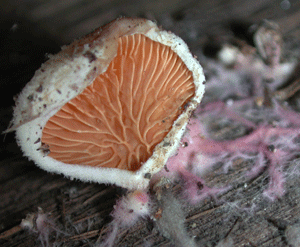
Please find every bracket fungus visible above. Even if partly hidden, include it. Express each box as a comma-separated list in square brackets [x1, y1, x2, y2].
[9, 17, 205, 189]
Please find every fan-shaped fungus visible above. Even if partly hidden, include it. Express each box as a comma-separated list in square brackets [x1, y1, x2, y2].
[10, 17, 205, 189]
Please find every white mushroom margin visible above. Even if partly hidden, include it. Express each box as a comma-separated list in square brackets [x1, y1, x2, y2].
[12, 18, 205, 190]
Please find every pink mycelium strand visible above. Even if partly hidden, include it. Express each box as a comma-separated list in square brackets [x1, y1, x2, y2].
[179, 169, 231, 204]
[160, 39, 300, 203]
[98, 190, 151, 247]
[97, 19, 299, 245]
[20, 208, 66, 247]
[164, 99, 300, 201]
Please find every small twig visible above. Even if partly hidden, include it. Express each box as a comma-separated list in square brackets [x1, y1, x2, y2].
[273, 77, 300, 100]
[186, 205, 222, 222]
[224, 217, 240, 239]
[0, 225, 22, 239]
[66, 229, 100, 241]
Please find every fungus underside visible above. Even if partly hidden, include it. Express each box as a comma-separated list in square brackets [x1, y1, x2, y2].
[41, 34, 195, 171]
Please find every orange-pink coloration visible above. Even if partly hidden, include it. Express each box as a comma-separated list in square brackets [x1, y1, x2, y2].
[133, 191, 149, 204]
[41, 34, 195, 171]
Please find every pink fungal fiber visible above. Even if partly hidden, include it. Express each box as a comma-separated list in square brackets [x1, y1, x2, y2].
[158, 19, 300, 204]
[20, 207, 63, 247]
[164, 98, 300, 202]
[99, 190, 151, 247]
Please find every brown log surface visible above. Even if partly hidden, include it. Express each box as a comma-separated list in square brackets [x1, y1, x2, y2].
[1, 0, 300, 246]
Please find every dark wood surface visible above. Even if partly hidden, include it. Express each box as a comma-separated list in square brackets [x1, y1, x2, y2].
[1, 0, 300, 246]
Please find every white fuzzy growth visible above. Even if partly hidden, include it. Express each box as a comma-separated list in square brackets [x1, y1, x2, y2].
[13, 18, 205, 189]
[16, 120, 149, 189]
[99, 190, 150, 247]
[20, 207, 62, 247]
[12, 52, 99, 128]
[112, 190, 150, 226]
[137, 27, 206, 179]
[155, 192, 197, 247]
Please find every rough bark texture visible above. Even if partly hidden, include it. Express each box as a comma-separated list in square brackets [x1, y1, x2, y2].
[1, 0, 300, 246]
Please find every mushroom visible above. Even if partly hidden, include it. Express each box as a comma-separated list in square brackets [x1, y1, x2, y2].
[9, 17, 205, 189]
